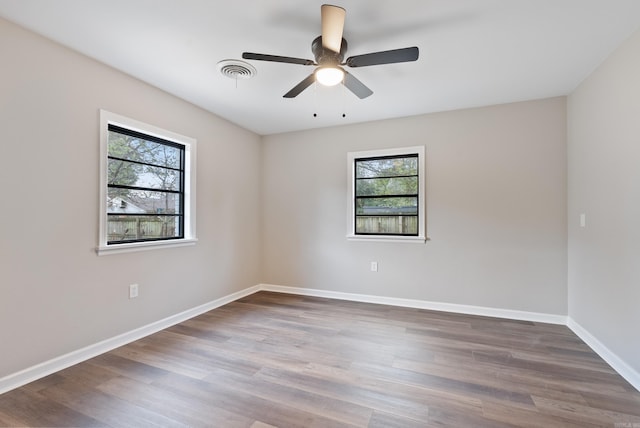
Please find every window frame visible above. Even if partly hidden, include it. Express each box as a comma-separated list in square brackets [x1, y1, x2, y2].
[347, 146, 426, 243]
[97, 110, 197, 255]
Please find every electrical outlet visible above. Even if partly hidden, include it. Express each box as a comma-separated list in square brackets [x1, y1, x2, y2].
[129, 283, 139, 299]
[371, 261, 378, 272]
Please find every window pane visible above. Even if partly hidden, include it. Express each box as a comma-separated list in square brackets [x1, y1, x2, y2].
[108, 158, 181, 191]
[356, 216, 418, 235]
[355, 176, 418, 197]
[356, 156, 417, 179]
[107, 215, 181, 242]
[107, 188, 181, 214]
[356, 197, 417, 215]
[108, 131, 181, 169]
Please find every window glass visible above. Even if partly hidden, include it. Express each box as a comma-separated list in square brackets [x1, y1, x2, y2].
[355, 154, 419, 236]
[106, 125, 185, 244]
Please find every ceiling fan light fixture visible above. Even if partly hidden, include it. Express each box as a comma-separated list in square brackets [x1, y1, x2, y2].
[315, 66, 344, 86]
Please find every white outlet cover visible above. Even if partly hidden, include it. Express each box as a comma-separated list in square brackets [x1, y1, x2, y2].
[129, 283, 139, 299]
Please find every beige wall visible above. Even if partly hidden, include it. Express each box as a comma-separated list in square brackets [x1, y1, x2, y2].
[0, 18, 262, 378]
[262, 97, 568, 314]
[568, 27, 640, 375]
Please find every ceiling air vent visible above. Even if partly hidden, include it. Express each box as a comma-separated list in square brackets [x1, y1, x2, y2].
[217, 59, 256, 80]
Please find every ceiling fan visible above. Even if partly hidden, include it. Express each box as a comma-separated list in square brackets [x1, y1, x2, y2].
[242, 4, 419, 99]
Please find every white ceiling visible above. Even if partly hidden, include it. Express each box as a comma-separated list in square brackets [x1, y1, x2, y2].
[1, 1, 640, 135]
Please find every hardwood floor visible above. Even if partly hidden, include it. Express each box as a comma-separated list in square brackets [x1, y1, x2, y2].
[1, 291, 639, 427]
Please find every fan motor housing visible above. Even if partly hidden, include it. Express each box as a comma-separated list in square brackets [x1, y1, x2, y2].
[312, 36, 347, 65]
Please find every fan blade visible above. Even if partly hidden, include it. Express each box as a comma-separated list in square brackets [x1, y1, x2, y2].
[321, 4, 346, 53]
[283, 73, 316, 98]
[243, 52, 315, 66]
[344, 71, 373, 99]
[346, 46, 419, 68]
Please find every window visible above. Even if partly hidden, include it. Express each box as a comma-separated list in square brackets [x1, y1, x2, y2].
[347, 146, 426, 242]
[98, 110, 197, 255]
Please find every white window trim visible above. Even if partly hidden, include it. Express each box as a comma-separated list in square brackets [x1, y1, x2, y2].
[347, 146, 427, 243]
[97, 110, 197, 255]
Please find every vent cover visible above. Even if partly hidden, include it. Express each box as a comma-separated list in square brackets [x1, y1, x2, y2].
[217, 59, 256, 79]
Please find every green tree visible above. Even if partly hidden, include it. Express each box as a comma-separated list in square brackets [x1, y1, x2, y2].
[107, 134, 142, 199]
[355, 157, 418, 204]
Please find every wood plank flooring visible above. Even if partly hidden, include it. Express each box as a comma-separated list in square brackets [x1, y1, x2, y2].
[1, 291, 639, 427]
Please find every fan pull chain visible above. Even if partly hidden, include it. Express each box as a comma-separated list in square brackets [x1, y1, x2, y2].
[310, 82, 348, 118]
[342, 79, 347, 118]
[313, 81, 318, 117]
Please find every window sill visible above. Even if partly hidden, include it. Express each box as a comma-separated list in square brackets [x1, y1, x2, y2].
[96, 238, 198, 256]
[346, 234, 428, 244]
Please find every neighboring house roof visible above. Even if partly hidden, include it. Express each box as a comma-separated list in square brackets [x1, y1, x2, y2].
[107, 196, 145, 214]
[107, 195, 177, 215]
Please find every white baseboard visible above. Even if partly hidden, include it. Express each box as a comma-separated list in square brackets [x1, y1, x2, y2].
[0, 285, 261, 395]
[259, 283, 568, 325]
[3, 283, 637, 395]
[567, 317, 640, 392]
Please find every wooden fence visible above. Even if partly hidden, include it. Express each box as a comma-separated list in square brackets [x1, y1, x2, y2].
[356, 215, 417, 235]
[108, 217, 176, 241]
